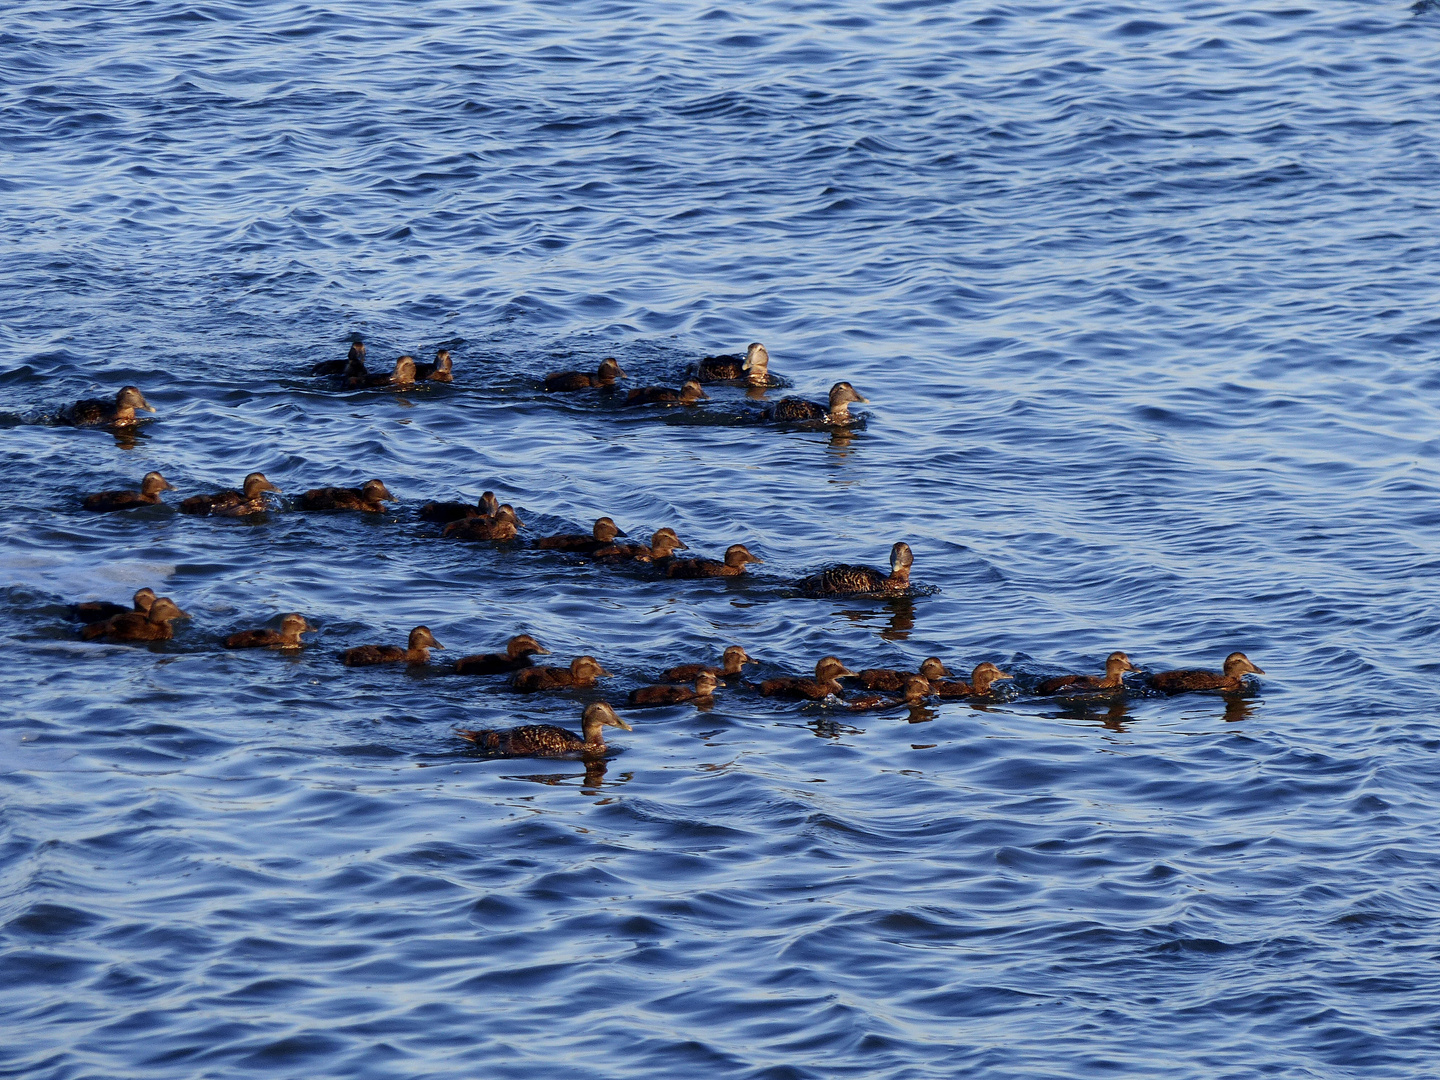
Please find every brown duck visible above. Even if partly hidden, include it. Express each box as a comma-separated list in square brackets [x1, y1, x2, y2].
[512, 655, 612, 692]
[696, 342, 773, 385]
[225, 613, 316, 650]
[932, 662, 1012, 699]
[314, 341, 366, 377]
[848, 675, 934, 711]
[83, 472, 175, 512]
[765, 381, 866, 423]
[414, 348, 453, 382]
[759, 656, 858, 700]
[628, 671, 719, 707]
[81, 596, 189, 642]
[455, 633, 551, 675]
[443, 504, 523, 541]
[179, 472, 281, 517]
[799, 541, 912, 597]
[420, 490, 499, 524]
[662, 645, 756, 683]
[1149, 652, 1265, 694]
[297, 479, 394, 513]
[544, 358, 625, 391]
[341, 626, 444, 666]
[60, 386, 156, 427]
[857, 656, 949, 692]
[534, 516, 626, 552]
[351, 354, 416, 388]
[666, 544, 763, 579]
[1036, 651, 1140, 695]
[592, 527, 688, 563]
[458, 701, 631, 757]
[72, 587, 156, 624]
[624, 381, 709, 407]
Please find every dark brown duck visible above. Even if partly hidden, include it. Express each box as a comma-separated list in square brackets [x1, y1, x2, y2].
[666, 544, 763, 579]
[759, 656, 858, 701]
[857, 656, 949, 692]
[454, 633, 551, 675]
[1148, 652, 1265, 694]
[534, 516, 626, 553]
[932, 662, 1012, 699]
[1036, 651, 1140, 695]
[225, 613, 316, 650]
[512, 655, 612, 693]
[458, 701, 631, 757]
[420, 490, 500, 524]
[592, 527, 688, 563]
[848, 674, 934, 711]
[662, 645, 756, 683]
[80, 596, 189, 642]
[628, 671, 720, 707]
[72, 587, 156, 624]
[624, 381, 709, 407]
[82, 471, 175, 512]
[442, 504, 523, 541]
[544, 358, 625, 392]
[179, 472, 280, 517]
[351, 355, 416, 389]
[799, 541, 913, 597]
[341, 625, 443, 667]
[297, 479, 394, 513]
[314, 341, 366, 377]
[60, 386, 156, 427]
[764, 381, 866, 424]
[696, 342, 773, 385]
[414, 348, 453, 382]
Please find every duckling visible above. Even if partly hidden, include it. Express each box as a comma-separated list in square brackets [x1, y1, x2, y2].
[511, 655, 612, 692]
[82, 471, 175, 512]
[356, 355, 417, 389]
[662, 645, 756, 684]
[420, 490, 499, 524]
[857, 656, 949, 692]
[60, 386, 156, 427]
[458, 701, 631, 757]
[544, 358, 625, 392]
[696, 342, 774, 386]
[624, 381, 709, 407]
[414, 348, 453, 382]
[932, 662, 1012, 699]
[759, 656, 858, 700]
[179, 472, 281, 517]
[454, 633, 551, 675]
[442, 504, 523, 541]
[666, 544, 763, 579]
[72, 587, 156, 624]
[1036, 651, 1140, 695]
[798, 541, 913, 597]
[313, 341, 366, 377]
[592, 527, 688, 563]
[848, 675, 933, 711]
[764, 381, 866, 424]
[225, 613, 316, 650]
[297, 479, 394, 513]
[628, 671, 720, 707]
[534, 516, 626, 552]
[341, 625, 443, 666]
[80, 596, 189, 642]
[1148, 652, 1265, 694]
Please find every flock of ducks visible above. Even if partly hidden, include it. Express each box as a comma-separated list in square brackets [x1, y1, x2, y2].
[57, 341, 1267, 759]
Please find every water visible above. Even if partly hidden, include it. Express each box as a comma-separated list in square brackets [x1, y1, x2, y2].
[3, 1, 1440, 1076]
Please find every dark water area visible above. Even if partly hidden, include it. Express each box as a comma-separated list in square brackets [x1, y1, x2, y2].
[4, 1, 1440, 1076]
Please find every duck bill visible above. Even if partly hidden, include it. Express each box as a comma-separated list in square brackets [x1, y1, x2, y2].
[161, 479, 177, 491]
[139, 401, 157, 413]
[993, 670, 1013, 680]
[614, 717, 633, 731]
[1250, 665, 1266, 675]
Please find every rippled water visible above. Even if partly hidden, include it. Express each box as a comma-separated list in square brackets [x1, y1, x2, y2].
[4, 1, 1440, 1076]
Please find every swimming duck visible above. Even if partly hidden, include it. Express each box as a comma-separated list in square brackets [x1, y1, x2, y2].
[60, 386, 156, 427]
[314, 341, 366, 377]
[512, 655, 612, 692]
[72, 587, 156, 624]
[696, 342, 774, 386]
[420, 490, 499, 524]
[454, 633, 551, 675]
[457, 701, 631, 757]
[764, 381, 866, 424]
[341, 625, 443, 666]
[355, 355, 417, 389]
[628, 671, 720, 707]
[848, 674, 933, 711]
[544, 358, 625, 392]
[534, 516, 626, 552]
[661, 645, 756, 683]
[297, 479, 394, 513]
[624, 381, 709, 407]
[414, 348, 453, 382]
[80, 596, 189, 642]
[179, 472, 280, 517]
[593, 527, 688, 563]
[1148, 652, 1265, 694]
[857, 656, 949, 692]
[82, 471, 175, 512]
[224, 613, 316, 650]
[666, 544, 763, 579]
[932, 662, 1012, 699]
[442, 504, 523, 541]
[1036, 651, 1140, 695]
[798, 541, 912, 597]
[759, 656, 858, 700]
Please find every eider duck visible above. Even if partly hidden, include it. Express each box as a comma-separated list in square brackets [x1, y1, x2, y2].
[534, 516, 626, 553]
[458, 701, 631, 757]
[341, 625, 443, 667]
[80, 596, 189, 642]
[764, 381, 866, 424]
[314, 341, 366, 377]
[543, 358, 625, 392]
[60, 386, 155, 427]
[628, 671, 719, 707]
[72, 587, 156, 625]
[420, 490, 500, 525]
[442, 504, 523, 541]
[414, 348, 453, 382]
[1036, 651, 1140, 696]
[592, 527, 688, 563]
[1148, 652, 1265, 694]
[798, 541, 913, 597]
[224, 613, 315, 650]
[512, 655, 612, 692]
[696, 342, 773, 386]
[624, 381, 709, 407]
[666, 544, 763, 579]
[454, 633, 551, 675]
[179, 472, 280, 517]
[355, 355, 417, 389]
[932, 662, 1012, 699]
[661, 645, 756, 684]
[857, 656, 949, 692]
[297, 479, 394, 513]
[848, 674, 933, 711]
[82, 471, 175, 512]
[759, 656, 858, 700]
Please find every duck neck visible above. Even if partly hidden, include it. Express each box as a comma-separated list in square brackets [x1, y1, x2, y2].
[580, 719, 607, 749]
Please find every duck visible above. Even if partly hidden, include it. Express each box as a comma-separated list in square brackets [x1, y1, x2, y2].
[355, 354, 417, 389]
[297, 479, 394, 513]
[798, 541, 913, 597]
[341, 625, 443, 666]
[1148, 652, 1265, 694]
[857, 656, 949, 692]
[1036, 651, 1140, 695]
[628, 671, 719, 707]
[179, 472, 280, 517]
[624, 381, 709, 407]
[80, 596, 189, 642]
[511, 655, 612, 692]
[665, 544, 763, 579]
[72, 587, 156, 624]
[696, 342, 774, 386]
[442, 504, 523, 541]
[420, 490, 500, 524]
[457, 701, 631, 757]
[764, 381, 866, 424]
[60, 386, 156, 427]
[414, 348, 453, 382]
[759, 656, 858, 700]
[224, 613, 316, 650]
[661, 645, 756, 683]
[313, 341, 366, 377]
[592, 527, 688, 563]
[848, 674, 933, 711]
[932, 662, 1012, 699]
[82, 471, 175, 512]
[544, 358, 625, 392]
[534, 516, 626, 552]
[454, 633, 551, 675]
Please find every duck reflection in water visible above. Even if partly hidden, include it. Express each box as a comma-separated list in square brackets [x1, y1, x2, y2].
[835, 596, 915, 642]
[504, 759, 630, 792]
[1222, 694, 1254, 723]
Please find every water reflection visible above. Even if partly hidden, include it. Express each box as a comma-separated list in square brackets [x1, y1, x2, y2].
[835, 596, 916, 641]
[503, 758, 630, 791]
[1051, 694, 1133, 731]
[1222, 695, 1255, 723]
